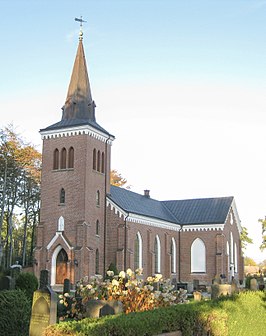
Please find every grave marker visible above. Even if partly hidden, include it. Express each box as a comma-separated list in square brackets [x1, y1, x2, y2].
[29, 270, 57, 336]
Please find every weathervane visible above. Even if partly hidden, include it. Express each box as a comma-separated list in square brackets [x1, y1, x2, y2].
[75, 16, 87, 40]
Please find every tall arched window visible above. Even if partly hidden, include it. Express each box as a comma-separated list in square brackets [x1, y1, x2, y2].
[61, 148, 66, 169]
[134, 232, 143, 270]
[154, 235, 161, 274]
[101, 152, 105, 173]
[96, 190, 100, 206]
[53, 149, 59, 170]
[191, 238, 206, 273]
[96, 220, 99, 235]
[68, 147, 74, 168]
[95, 249, 99, 274]
[93, 149, 96, 170]
[234, 243, 238, 273]
[60, 188, 65, 204]
[230, 232, 234, 263]
[170, 237, 177, 274]
[97, 150, 101, 171]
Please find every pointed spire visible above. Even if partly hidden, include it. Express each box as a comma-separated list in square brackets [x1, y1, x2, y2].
[62, 33, 96, 122]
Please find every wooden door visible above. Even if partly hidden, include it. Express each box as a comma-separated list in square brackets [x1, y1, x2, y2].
[56, 249, 68, 284]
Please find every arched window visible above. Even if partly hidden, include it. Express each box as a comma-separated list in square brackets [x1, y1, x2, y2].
[96, 190, 100, 206]
[61, 148, 66, 169]
[234, 243, 238, 273]
[68, 147, 74, 168]
[170, 237, 177, 274]
[191, 238, 206, 273]
[53, 149, 59, 170]
[154, 235, 161, 274]
[101, 152, 105, 173]
[96, 220, 99, 235]
[95, 249, 99, 274]
[60, 188, 65, 204]
[93, 149, 96, 170]
[230, 232, 234, 263]
[227, 241, 230, 273]
[134, 232, 143, 270]
[97, 150, 101, 172]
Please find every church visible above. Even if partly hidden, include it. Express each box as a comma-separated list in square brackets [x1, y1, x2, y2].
[34, 29, 244, 291]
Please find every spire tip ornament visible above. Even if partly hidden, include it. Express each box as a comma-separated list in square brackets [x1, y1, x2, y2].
[75, 16, 87, 41]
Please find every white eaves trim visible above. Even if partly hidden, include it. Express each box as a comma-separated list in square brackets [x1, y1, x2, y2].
[47, 232, 73, 251]
[231, 198, 242, 234]
[40, 124, 114, 144]
[106, 198, 128, 218]
[182, 223, 224, 232]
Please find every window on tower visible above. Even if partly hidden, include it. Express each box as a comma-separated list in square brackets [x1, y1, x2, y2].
[68, 147, 74, 168]
[61, 148, 67, 169]
[96, 220, 99, 235]
[53, 149, 59, 170]
[95, 249, 100, 274]
[60, 188, 65, 204]
[96, 190, 100, 206]
[101, 152, 105, 173]
[97, 150, 101, 172]
[93, 149, 96, 170]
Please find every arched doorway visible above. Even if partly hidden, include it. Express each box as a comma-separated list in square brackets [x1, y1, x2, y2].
[56, 248, 68, 284]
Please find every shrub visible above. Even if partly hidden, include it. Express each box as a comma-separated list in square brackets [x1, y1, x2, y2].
[15, 272, 38, 302]
[0, 289, 31, 336]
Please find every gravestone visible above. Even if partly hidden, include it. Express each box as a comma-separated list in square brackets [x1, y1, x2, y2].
[231, 277, 239, 294]
[193, 279, 199, 290]
[211, 284, 231, 299]
[10, 264, 22, 280]
[0, 276, 15, 290]
[63, 278, 71, 294]
[29, 270, 57, 336]
[250, 278, 258, 291]
[193, 291, 202, 301]
[84, 299, 123, 318]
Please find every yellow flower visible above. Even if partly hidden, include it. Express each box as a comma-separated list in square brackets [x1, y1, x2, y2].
[119, 271, 126, 278]
[126, 268, 133, 277]
[107, 270, 114, 277]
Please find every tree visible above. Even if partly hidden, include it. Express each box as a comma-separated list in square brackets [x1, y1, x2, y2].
[240, 226, 253, 252]
[258, 217, 266, 251]
[0, 125, 41, 268]
[244, 257, 257, 266]
[110, 169, 128, 187]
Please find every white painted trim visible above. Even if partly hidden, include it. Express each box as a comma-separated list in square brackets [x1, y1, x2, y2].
[128, 213, 181, 231]
[106, 199, 128, 218]
[47, 232, 73, 251]
[136, 231, 143, 269]
[231, 199, 242, 234]
[171, 237, 177, 274]
[182, 223, 224, 232]
[51, 245, 63, 286]
[40, 124, 114, 144]
[155, 235, 161, 273]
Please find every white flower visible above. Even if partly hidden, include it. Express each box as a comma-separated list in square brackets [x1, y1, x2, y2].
[107, 270, 114, 277]
[135, 268, 143, 275]
[147, 276, 153, 282]
[155, 274, 162, 280]
[64, 293, 70, 297]
[126, 268, 133, 277]
[86, 284, 92, 289]
[90, 288, 95, 294]
[146, 285, 154, 291]
[112, 279, 119, 286]
[119, 271, 126, 278]
[59, 299, 64, 304]
[58, 294, 63, 299]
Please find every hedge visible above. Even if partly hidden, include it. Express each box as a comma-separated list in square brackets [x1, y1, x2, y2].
[0, 289, 31, 336]
[44, 290, 265, 336]
[15, 272, 38, 302]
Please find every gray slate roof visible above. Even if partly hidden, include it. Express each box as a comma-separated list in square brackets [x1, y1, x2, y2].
[108, 185, 233, 226]
[40, 118, 113, 137]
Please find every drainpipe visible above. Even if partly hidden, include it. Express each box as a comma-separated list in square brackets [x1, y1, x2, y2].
[178, 225, 183, 283]
[124, 214, 129, 271]
[103, 136, 110, 275]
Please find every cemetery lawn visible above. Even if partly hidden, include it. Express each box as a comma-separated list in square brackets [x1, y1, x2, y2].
[210, 290, 266, 335]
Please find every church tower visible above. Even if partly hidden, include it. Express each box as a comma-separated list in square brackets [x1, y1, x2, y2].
[34, 30, 114, 287]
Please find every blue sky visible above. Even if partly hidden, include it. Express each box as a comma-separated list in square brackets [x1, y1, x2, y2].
[1, 0, 266, 262]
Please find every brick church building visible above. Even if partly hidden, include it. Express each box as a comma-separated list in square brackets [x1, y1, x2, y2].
[34, 30, 244, 290]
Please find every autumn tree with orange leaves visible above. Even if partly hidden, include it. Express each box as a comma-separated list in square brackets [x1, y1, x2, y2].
[0, 125, 41, 268]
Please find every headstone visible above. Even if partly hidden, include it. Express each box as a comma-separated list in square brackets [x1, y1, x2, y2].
[193, 291, 202, 301]
[29, 270, 57, 336]
[63, 278, 71, 294]
[250, 278, 258, 291]
[10, 264, 22, 280]
[84, 300, 123, 318]
[211, 284, 232, 299]
[0, 276, 15, 290]
[193, 279, 199, 290]
[231, 277, 239, 294]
